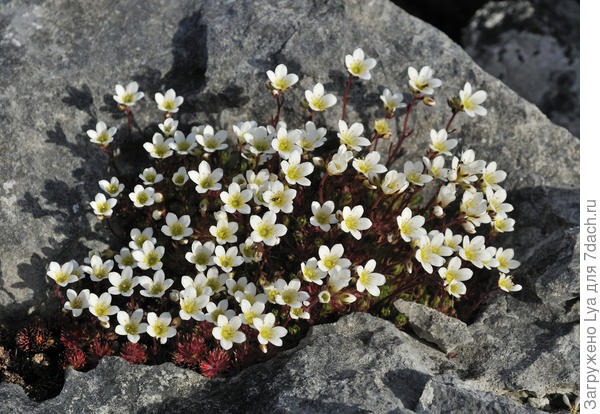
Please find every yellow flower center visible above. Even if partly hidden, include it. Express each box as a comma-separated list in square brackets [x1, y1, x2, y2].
[194, 252, 209, 266]
[257, 223, 274, 239]
[136, 235, 149, 247]
[153, 145, 169, 158]
[344, 215, 359, 231]
[177, 142, 190, 151]
[124, 321, 139, 335]
[55, 271, 69, 284]
[144, 173, 156, 183]
[260, 326, 274, 340]
[106, 183, 119, 194]
[200, 176, 214, 189]
[207, 278, 221, 292]
[153, 321, 169, 337]
[136, 192, 149, 205]
[273, 78, 289, 90]
[70, 297, 83, 309]
[220, 256, 233, 268]
[281, 290, 296, 305]
[94, 302, 110, 318]
[228, 193, 244, 209]
[359, 271, 371, 287]
[118, 279, 133, 293]
[322, 256, 337, 270]
[349, 60, 366, 75]
[169, 223, 185, 237]
[315, 210, 330, 225]
[149, 283, 164, 295]
[267, 289, 279, 302]
[182, 299, 199, 315]
[286, 165, 303, 181]
[144, 251, 160, 267]
[122, 93, 134, 103]
[96, 132, 110, 143]
[220, 325, 236, 341]
[96, 202, 110, 214]
[216, 227, 231, 241]
[245, 311, 258, 325]
[278, 137, 292, 152]
[93, 267, 108, 280]
[162, 100, 176, 111]
[303, 266, 317, 280]
[270, 192, 285, 208]
[310, 96, 327, 111]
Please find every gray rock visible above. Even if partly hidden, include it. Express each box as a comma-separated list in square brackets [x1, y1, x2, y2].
[462, 0, 580, 136]
[394, 299, 473, 353]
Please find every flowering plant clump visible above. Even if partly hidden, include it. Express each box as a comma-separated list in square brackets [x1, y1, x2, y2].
[45, 48, 522, 378]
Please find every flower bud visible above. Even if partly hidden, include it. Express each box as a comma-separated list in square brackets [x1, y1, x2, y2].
[433, 205, 444, 217]
[100, 320, 110, 329]
[340, 293, 357, 304]
[462, 221, 476, 234]
[171, 316, 182, 328]
[153, 192, 164, 203]
[312, 156, 325, 168]
[373, 119, 390, 139]
[152, 209, 163, 220]
[423, 97, 436, 107]
[318, 290, 331, 304]
[169, 289, 180, 302]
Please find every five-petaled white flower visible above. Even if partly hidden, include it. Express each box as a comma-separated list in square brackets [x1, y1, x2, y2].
[267, 64, 299, 91]
[446, 279, 467, 298]
[495, 247, 520, 274]
[355, 259, 386, 296]
[146, 312, 177, 344]
[220, 182, 253, 214]
[139, 167, 163, 185]
[482, 161, 506, 190]
[340, 205, 372, 240]
[240, 299, 265, 326]
[345, 48, 377, 80]
[328, 266, 352, 292]
[305, 83, 337, 112]
[498, 273, 522, 292]
[301, 258, 328, 285]
[337, 120, 370, 151]
[99, 177, 125, 197]
[327, 144, 354, 175]
[404, 160, 433, 186]
[188, 161, 223, 193]
[272, 127, 301, 159]
[209, 213, 239, 244]
[380, 88, 406, 112]
[263, 180, 296, 213]
[115, 309, 148, 343]
[382, 170, 409, 195]
[169, 130, 197, 155]
[90, 193, 117, 217]
[205, 299, 236, 324]
[274, 279, 309, 308]
[161, 212, 193, 240]
[47, 261, 78, 286]
[155, 89, 183, 113]
[318, 244, 351, 273]
[408, 66, 442, 95]
[429, 129, 457, 155]
[459, 82, 487, 117]
[87, 121, 117, 146]
[129, 227, 156, 250]
[88, 292, 119, 323]
[281, 150, 314, 186]
[298, 121, 327, 152]
[352, 151, 387, 179]
[108, 266, 140, 297]
[113, 82, 144, 106]
[438, 257, 472, 293]
[132, 240, 165, 270]
[415, 233, 453, 274]
[81, 255, 114, 282]
[397, 207, 427, 242]
[214, 245, 244, 272]
[143, 133, 174, 159]
[139, 269, 173, 298]
[212, 314, 246, 350]
[159, 118, 178, 136]
[185, 241, 215, 271]
[179, 287, 210, 321]
[310, 200, 338, 231]
[129, 185, 156, 208]
[196, 125, 228, 152]
[250, 211, 288, 246]
[493, 213, 515, 233]
[254, 313, 287, 346]
[459, 235, 491, 269]
[423, 156, 449, 181]
[171, 166, 189, 187]
[63, 289, 90, 317]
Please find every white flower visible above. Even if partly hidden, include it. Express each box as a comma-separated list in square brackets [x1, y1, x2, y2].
[250, 211, 287, 246]
[128, 185, 156, 208]
[113, 81, 144, 106]
[263, 181, 296, 213]
[246, 169, 271, 193]
[143, 133, 174, 159]
[301, 258, 327, 285]
[318, 244, 351, 273]
[115, 309, 148, 343]
[281, 150, 314, 186]
[356, 260, 386, 296]
[498, 273, 522, 292]
[345, 48, 377, 80]
[482, 161, 506, 190]
[415, 234, 453, 274]
[139, 167, 163, 185]
[290, 307, 310, 320]
[146, 312, 177, 344]
[459, 235, 491, 269]
[220, 182, 253, 214]
[486, 188, 513, 214]
[305, 83, 337, 111]
[493, 212, 515, 233]
[226, 276, 249, 296]
[459, 82, 487, 117]
[328, 266, 352, 292]
[272, 127, 301, 159]
[495, 248, 520, 274]
[267, 64, 299, 91]
[205, 267, 229, 294]
[209, 214, 239, 244]
[408, 66, 442, 95]
[205, 299, 236, 323]
[99, 177, 124, 197]
[179, 287, 210, 321]
[253, 313, 287, 346]
[185, 241, 215, 271]
[438, 257, 472, 286]
[81, 255, 114, 282]
[132, 240, 165, 270]
[442, 229, 462, 251]
[129, 227, 156, 250]
[139, 270, 173, 298]
[380, 88, 406, 112]
[159, 118, 178, 136]
[298, 121, 327, 152]
[161, 212, 193, 240]
[240, 299, 265, 326]
[337, 120, 370, 151]
[232, 120, 258, 145]
[181, 274, 213, 298]
[397, 207, 427, 242]
[171, 166, 189, 187]
[108, 266, 139, 296]
[274, 279, 309, 308]
[169, 130, 197, 155]
[247, 126, 274, 156]
[327, 144, 354, 175]
[214, 246, 243, 272]
[188, 161, 223, 193]
[197, 125, 228, 152]
[446, 279, 467, 298]
[212, 314, 246, 350]
[318, 290, 331, 303]
[429, 129, 457, 155]
[155, 89, 183, 113]
[90, 193, 117, 216]
[87, 121, 116, 146]
[310, 200, 338, 231]
[482, 246, 500, 269]
[461, 191, 491, 227]
[381, 170, 409, 195]
[340, 205, 372, 240]
[63, 289, 90, 317]
[352, 151, 387, 179]
[404, 160, 433, 186]
[437, 183, 457, 208]
[239, 238, 260, 264]
[88, 292, 119, 323]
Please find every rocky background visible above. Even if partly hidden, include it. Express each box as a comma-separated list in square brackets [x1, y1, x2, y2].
[0, 0, 579, 413]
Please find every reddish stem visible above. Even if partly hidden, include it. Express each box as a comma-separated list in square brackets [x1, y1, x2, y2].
[341, 75, 355, 121]
[126, 107, 133, 137]
[387, 96, 418, 166]
[445, 111, 459, 133]
[318, 173, 328, 204]
[271, 94, 283, 128]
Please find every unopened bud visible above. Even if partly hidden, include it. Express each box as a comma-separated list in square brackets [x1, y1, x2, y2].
[340, 293, 357, 304]
[169, 290, 180, 302]
[100, 320, 110, 329]
[152, 210, 163, 220]
[433, 205, 444, 217]
[423, 97, 436, 107]
[153, 192, 164, 203]
[171, 316, 182, 328]
[374, 119, 391, 139]
[312, 156, 325, 168]
[462, 220, 476, 234]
